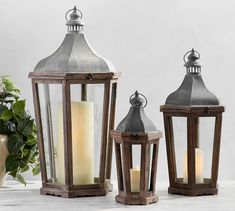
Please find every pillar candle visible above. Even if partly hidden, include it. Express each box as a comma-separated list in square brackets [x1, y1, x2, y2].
[183, 148, 204, 184]
[130, 167, 140, 192]
[56, 101, 94, 185]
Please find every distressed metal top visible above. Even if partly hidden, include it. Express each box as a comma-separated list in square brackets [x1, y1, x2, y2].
[165, 49, 219, 106]
[116, 91, 157, 133]
[34, 6, 115, 73]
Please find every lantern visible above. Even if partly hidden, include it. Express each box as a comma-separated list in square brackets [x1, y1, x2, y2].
[160, 49, 224, 196]
[111, 91, 162, 205]
[29, 6, 120, 198]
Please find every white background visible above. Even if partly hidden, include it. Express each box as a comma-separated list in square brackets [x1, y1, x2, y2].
[0, 0, 234, 181]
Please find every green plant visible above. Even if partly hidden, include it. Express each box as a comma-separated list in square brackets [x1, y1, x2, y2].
[0, 75, 40, 185]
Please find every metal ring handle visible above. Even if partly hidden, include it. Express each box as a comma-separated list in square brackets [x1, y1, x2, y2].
[65, 7, 83, 22]
[183, 49, 200, 63]
[129, 92, 148, 108]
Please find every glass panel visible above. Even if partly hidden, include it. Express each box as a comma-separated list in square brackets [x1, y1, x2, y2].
[70, 84, 104, 185]
[172, 117, 187, 183]
[172, 116, 215, 184]
[38, 84, 64, 184]
[199, 117, 215, 183]
[89, 84, 104, 182]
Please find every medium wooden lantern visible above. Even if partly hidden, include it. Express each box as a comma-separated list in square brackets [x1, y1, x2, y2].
[111, 91, 162, 205]
[160, 49, 224, 196]
[29, 6, 120, 198]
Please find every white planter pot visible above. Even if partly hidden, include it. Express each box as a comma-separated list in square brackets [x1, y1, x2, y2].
[0, 134, 8, 187]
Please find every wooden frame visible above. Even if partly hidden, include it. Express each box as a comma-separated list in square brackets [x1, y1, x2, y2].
[29, 72, 120, 198]
[111, 130, 162, 205]
[160, 105, 224, 196]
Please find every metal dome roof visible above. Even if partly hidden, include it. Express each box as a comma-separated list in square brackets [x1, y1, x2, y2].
[165, 49, 219, 106]
[34, 6, 115, 73]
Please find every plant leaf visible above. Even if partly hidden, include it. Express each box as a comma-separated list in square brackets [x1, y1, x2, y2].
[12, 100, 25, 117]
[5, 155, 20, 172]
[2, 76, 20, 93]
[15, 173, 26, 185]
[17, 119, 34, 137]
[0, 104, 8, 114]
[0, 109, 13, 121]
[19, 158, 28, 168]
[32, 164, 40, 175]
[7, 134, 24, 154]
[0, 76, 38, 185]
[26, 136, 37, 146]
[20, 164, 29, 173]
[8, 169, 17, 177]
[20, 147, 28, 158]
[0, 120, 15, 134]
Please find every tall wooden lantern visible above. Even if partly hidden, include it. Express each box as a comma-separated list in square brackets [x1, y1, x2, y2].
[29, 6, 120, 198]
[111, 91, 162, 205]
[160, 49, 224, 196]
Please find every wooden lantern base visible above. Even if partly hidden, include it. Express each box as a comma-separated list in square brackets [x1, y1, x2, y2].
[168, 178, 218, 196]
[168, 187, 218, 196]
[40, 179, 112, 198]
[115, 194, 158, 205]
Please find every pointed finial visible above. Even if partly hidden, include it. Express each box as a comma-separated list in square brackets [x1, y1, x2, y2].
[183, 48, 201, 68]
[129, 91, 147, 108]
[134, 90, 139, 97]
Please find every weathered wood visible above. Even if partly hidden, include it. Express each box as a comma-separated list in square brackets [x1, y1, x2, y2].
[122, 144, 132, 195]
[111, 131, 161, 205]
[40, 186, 106, 198]
[211, 113, 223, 187]
[105, 82, 117, 182]
[160, 105, 225, 113]
[81, 84, 87, 101]
[195, 117, 199, 148]
[140, 144, 150, 198]
[187, 114, 196, 188]
[149, 143, 159, 193]
[29, 72, 121, 80]
[163, 114, 177, 187]
[110, 130, 162, 143]
[168, 186, 217, 196]
[30, 72, 120, 198]
[115, 143, 124, 192]
[32, 81, 47, 184]
[62, 81, 73, 186]
[99, 82, 111, 183]
[115, 194, 158, 205]
[161, 104, 224, 196]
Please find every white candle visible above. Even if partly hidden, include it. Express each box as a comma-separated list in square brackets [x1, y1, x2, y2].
[56, 101, 94, 185]
[130, 167, 140, 192]
[183, 148, 204, 184]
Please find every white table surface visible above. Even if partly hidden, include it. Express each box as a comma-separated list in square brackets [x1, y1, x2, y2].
[0, 181, 234, 211]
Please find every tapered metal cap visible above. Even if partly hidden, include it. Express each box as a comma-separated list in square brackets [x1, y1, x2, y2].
[116, 91, 157, 133]
[165, 49, 219, 106]
[34, 6, 115, 73]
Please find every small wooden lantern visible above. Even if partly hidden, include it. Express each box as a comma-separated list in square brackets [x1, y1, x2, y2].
[29, 6, 120, 198]
[160, 49, 224, 196]
[111, 91, 162, 205]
